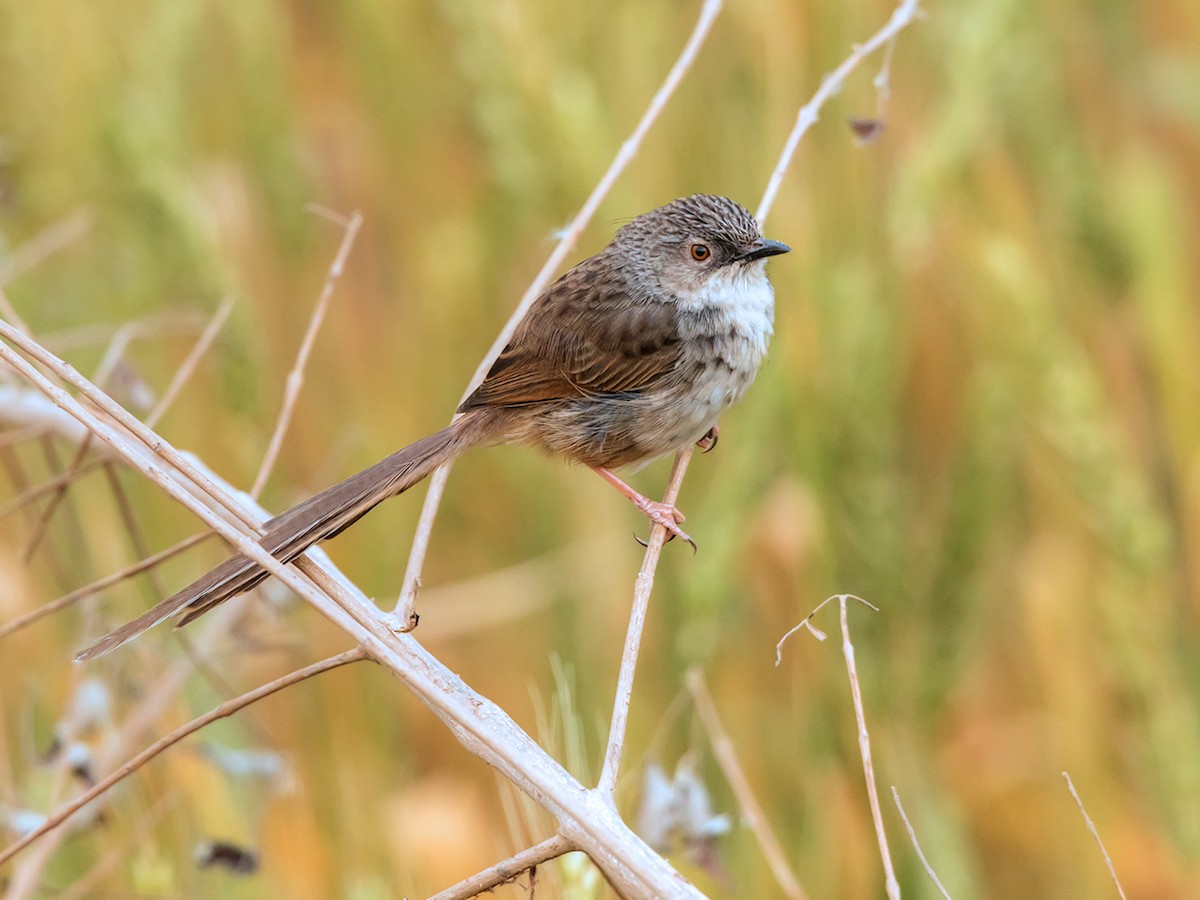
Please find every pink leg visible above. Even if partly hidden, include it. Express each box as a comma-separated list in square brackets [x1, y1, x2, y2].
[593, 467, 695, 550]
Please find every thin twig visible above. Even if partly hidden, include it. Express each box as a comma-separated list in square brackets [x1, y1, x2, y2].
[0, 458, 107, 523]
[873, 36, 899, 118]
[0, 285, 32, 336]
[27, 435, 91, 575]
[756, 0, 922, 223]
[775, 593, 878, 663]
[168, 627, 278, 749]
[0, 386, 90, 446]
[891, 786, 952, 899]
[836, 596, 899, 899]
[0, 208, 92, 287]
[251, 212, 362, 498]
[429, 834, 573, 900]
[1062, 771, 1128, 899]
[0, 326, 704, 898]
[687, 668, 809, 900]
[394, 0, 727, 621]
[601, 0, 921, 815]
[597, 449, 694, 797]
[3, 298, 229, 557]
[0, 444, 69, 588]
[20, 429, 92, 563]
[0, 532, 211, 641]
[19, 306, 221, 562]
[0, 319, 261, 531]
[146, 296, 235, 428]
[101, 461, 167, 598]
[0, 426, 49, 449]
[3, 601, 247, 898]
[0, 648, 367, 868]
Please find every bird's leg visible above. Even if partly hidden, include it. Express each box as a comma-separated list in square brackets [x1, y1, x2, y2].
[593, 467, 695, 551]
[695, 424, 719, 453]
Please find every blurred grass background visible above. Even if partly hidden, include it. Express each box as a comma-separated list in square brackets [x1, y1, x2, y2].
[1, 0, 1198, 896]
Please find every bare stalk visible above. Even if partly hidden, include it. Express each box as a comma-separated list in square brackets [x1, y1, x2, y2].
[0, 209, 92, 287]
[0, 649, 367, 868]
[0, 532, 210, 641]
[429, 834, 573, 900]
[251, 211, 362, 498]
[891, 786, 952, 899]
[756, 0, 922, 223]
[146, 295, 235, 428]
[0, 328, 703, 898]
[1062, 771, 1128, 900]
[18, 300, 237, 562]
[836, 596, 899, 899]
[0, 319, 261, 531]
[394, 0, 727, 621]
[2, 600, 247, 897]
[597, 448, 693, 797]
[687, 668, 808, 900]
[0, 458, 107, 522]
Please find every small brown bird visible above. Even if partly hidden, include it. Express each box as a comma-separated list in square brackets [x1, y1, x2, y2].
[77, 195, 789, 661]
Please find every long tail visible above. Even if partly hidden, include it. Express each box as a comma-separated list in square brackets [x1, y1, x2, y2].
[76, 414, 492, 662]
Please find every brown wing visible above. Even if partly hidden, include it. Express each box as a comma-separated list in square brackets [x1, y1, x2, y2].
[459, 256, 683, 411]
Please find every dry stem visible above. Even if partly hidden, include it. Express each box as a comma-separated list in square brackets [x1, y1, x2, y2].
[0, 0, 927, 893]
[2, 600, 248, 897]
[251, 211, 361, 498]
[1062, 771, 1128, 900]
[0, 326, 703, 897]
[394, 0, 727, 621]
[891, 786, 952, 899]
[836, 596, 899, 899]
[0, 458, 106, 523]
[687, 668, 808, 900]
[0, 532, 211, 641]
[430, 834, 573, 900]
[146, 295, 235, 428]
[756, 0, 922, 223]
[0, 649, 367, 868]
[597, 448, 694, 797]
[0, 209, 91, 288]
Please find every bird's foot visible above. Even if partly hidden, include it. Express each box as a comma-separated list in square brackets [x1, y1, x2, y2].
[593, 466, 697, 552]
[631, 496, 696, 552]
[695, 425, 719, 453]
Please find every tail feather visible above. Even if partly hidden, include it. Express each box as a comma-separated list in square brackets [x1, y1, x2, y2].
[76, 416, 487, 662]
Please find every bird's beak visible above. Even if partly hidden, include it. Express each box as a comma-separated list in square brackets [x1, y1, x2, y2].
[741, 238, 791, 261]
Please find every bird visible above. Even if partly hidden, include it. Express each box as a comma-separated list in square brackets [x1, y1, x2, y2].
[76, 194, 789, 661]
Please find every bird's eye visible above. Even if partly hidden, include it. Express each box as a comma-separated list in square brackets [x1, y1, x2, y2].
[689, 243, 711, 261]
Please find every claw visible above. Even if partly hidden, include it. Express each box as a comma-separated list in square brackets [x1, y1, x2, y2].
[633, 529, 692, 550]
[695, 425, 720, 453]
[634, 498, 696, 552]
[594, 466, 697, 553]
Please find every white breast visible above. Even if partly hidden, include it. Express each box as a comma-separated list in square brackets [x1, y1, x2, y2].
[661, 262, 776, 449]
[685, 262, 776, 364]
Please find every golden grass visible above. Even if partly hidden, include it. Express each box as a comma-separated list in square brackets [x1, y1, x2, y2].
[1, 0, 1199, 896]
